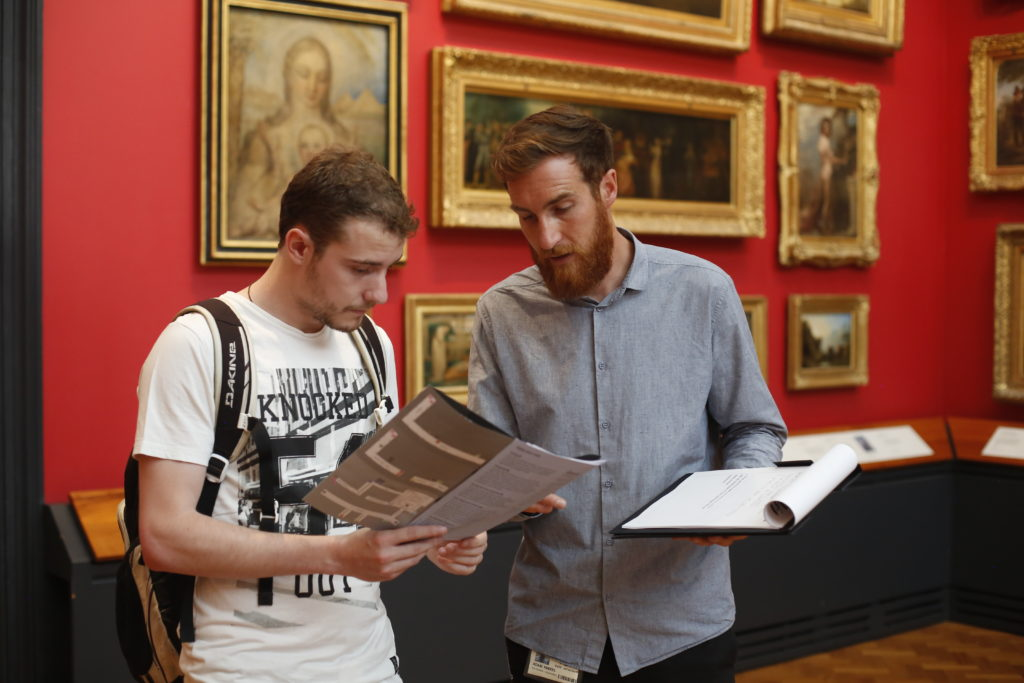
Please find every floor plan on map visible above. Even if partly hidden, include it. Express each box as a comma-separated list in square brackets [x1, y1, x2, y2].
[304, 387, 601, 539]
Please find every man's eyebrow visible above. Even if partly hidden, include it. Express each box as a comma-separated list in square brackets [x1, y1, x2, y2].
[346, 257, 390, 268]
[509, 191, 575, 214]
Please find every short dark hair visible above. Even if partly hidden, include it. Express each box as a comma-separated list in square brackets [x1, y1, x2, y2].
[278, 146, 418, 250]
[492, 104, 614, 193]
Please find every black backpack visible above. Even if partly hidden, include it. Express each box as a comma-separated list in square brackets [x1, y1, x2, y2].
[114, 298, 391, 682]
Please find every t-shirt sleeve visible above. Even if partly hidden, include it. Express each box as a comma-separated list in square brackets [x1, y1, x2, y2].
[132, 314, 217, 466]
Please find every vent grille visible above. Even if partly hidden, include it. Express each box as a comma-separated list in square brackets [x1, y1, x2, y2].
[951, 588, 1024, 635]
[737, 589, 947, 671]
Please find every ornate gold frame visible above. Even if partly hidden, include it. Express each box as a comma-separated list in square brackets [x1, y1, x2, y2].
[969, 32, 1024, 193]
[994, 224, 1024, 401]
[404, 294, 480, 405]
[199, 0, 407, 265]
[777, 71, 880, 268]
[431, 46, 765, 238]
[787, 294, 869, 391]
[442, 0, 752, 53]
[762, 0, 904, 54]
[741, 295, 768, 379]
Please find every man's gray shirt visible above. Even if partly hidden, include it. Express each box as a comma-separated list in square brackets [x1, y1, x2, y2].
[468, 230, 787, 676]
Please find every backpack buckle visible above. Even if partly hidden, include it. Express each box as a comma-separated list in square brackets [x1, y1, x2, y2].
[260, 499, 280, 523]
[206, 453, 230, 484]
[373, 396, 395, 426]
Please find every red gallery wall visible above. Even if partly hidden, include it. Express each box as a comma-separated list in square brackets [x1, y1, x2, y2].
[41, 0, 1024, 502]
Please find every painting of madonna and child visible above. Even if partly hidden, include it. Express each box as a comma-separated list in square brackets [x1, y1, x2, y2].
[796, 102, 859, 238]
[463, 91, 733, 205]
[225, 7, 395, 243]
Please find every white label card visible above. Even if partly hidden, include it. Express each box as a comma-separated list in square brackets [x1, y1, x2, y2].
[981, 426, 1024, 460]
[782, 425, 933, 464]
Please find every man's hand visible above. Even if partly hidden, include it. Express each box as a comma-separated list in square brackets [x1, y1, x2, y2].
[332, 525, 448, 582]
[677, 535, 748, 547]
[429, 532, 488, 575]
[522, 493, 567, 515]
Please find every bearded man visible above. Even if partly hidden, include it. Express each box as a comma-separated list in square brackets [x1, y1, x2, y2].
[467, 105, 787, 683]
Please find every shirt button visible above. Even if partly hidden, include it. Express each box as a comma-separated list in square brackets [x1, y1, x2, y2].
[598, 362, 607, 370]
[605, 539, 615, 546]
[600, 421, 610, 430]
[603, 480, 613, 488]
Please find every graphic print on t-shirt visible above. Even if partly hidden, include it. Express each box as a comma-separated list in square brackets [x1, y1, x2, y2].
[236, 365, 376, 536]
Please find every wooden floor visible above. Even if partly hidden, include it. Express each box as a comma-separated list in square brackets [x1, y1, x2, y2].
[736, 622, 1024, 682]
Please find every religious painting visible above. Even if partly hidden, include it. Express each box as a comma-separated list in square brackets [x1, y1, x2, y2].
[994, 224, 1024, 401]
[741, 295, 768, 379]
[405, 294, 479, 405]
[969, 33, 1024, 192]
[200, 0, 407, 264]
[761, 0, 904, 54]
[777, 72, 879, 267]
[432, 47, 765, 238]
[441, 0, 751, 53]
[787, 294, 869, 390]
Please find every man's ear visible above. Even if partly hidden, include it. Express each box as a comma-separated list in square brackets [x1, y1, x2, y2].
[283, 226, 315, 265]
[600, 168, 618, 208]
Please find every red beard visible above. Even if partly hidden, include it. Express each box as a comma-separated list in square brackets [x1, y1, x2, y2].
[533, 211, 615, 301]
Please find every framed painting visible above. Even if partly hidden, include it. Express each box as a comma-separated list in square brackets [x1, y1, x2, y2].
[740, 295, 768, 378]
[969, 32, 1024, 193]
[404, 294, 480, 405]
[442, 0, 752, 53]
[200, 0, 407, 264]
[761, 0, 904, 54]
[994, 224, 1024, 401]
[777, 71, 880, 268]
[431, 47, 765, 238]
[787, 294, 868, 391]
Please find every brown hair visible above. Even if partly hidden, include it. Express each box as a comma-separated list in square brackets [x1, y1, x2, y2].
[278, 146, 418, 250]
[492, 104, 614, 193]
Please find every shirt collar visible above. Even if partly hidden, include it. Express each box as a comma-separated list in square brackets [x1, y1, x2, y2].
[617, 228, 648, 294]
[573, 228, 648, 308]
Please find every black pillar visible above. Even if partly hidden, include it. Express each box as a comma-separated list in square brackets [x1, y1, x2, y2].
[0, 0, 45, 680]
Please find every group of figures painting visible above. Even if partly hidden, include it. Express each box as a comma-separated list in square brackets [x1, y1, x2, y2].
[194, 0, 1019, 396]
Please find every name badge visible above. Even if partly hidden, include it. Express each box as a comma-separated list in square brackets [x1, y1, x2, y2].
[524, 650, 582, 683]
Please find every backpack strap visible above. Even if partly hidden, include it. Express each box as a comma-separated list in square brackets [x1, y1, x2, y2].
[177, 298, 253, 516]
[353, 316, 394, 426]
[173, 297, 254, 641]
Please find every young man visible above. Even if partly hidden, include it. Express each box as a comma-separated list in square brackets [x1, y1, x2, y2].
[468, 106, 787, 682]
[134, 147, 487, 681]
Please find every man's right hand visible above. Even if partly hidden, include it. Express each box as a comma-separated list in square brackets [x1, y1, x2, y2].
[332, 525, 448, 582]
[521, 493, 567, 516]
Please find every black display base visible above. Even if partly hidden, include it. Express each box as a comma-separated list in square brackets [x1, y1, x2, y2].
[40, 458, 1024, 681]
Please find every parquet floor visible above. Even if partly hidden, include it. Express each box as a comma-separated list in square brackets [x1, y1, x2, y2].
[736, 622, 1024, 682]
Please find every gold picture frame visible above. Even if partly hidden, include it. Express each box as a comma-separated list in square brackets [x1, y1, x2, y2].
[761, 0, 904, 54]
[741, 295, 768, 378]
[404, 294, 480, 405]
[969, 32, 1024, 193]
[994, 224, 1024, 401]
[442, 0, 752, 53]
[200, 0, 408, 264]
[777, 71, 880, 268]
[431, 46, 765, 238]
[787, 294, 868, 391]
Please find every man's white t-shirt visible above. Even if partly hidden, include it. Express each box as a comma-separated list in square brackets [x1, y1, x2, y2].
[133, 292, 402, 682]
